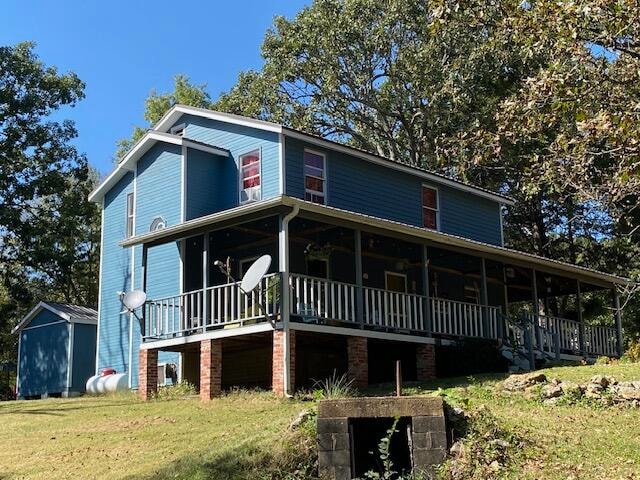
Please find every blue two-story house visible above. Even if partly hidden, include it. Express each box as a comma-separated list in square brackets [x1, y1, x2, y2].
[89, 105, 628, 400]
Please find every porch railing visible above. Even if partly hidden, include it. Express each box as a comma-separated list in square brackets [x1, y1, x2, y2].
[143, 273, 618, 356]
[585, 324, 618, 357]
[289, 274, 499, 338]
[143, 273, 280, 340]
[289, 274, 357, 324]
[431, 297, 501, 339]
[525, 313, 618, 357]
[363, 286, 426, 331]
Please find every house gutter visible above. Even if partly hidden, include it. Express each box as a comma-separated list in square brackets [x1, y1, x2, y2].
[280, 204, 300, 398]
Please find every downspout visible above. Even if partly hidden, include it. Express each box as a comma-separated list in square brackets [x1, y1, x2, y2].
[280, 204, 300, 397]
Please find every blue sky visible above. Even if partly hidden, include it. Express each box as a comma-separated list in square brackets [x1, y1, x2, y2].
[1, 0, 309, 175]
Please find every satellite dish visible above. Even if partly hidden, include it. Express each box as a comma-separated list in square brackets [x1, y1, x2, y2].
[122, 290, 147, 311]
[240, 255, 271, 293]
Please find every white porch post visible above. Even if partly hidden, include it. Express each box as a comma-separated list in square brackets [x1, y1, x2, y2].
[278, 206, 298, 396]
[531, 269, 541, 348]
[576, 280, 586, 356]
[141, 244, 148, 337]
[203, 233, 210, 327]
[614, 288, 623, 357]
[354, 229, 364, 327]
[422, 245, 432, 335]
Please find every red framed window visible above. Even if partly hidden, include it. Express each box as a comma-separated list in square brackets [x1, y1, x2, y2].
[240, 150, 261, 203]
[422, 185, 438, 230]
[304, 150, 326, 204]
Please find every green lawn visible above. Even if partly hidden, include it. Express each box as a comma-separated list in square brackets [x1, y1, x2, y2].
[2, 363, 640, 479]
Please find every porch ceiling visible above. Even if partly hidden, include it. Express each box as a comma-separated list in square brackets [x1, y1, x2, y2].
[120, 195, 632, 288]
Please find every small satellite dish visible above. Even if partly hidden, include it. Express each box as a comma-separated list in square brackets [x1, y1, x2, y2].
[122, 290, 147, 311]
[240, 255, 271, 293]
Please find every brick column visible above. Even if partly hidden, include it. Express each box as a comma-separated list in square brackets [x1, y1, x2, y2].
[347, 336, 368, 389]
[416, 343, 436, 381]
[138, 348, 158, 400]
[272, 329, 296, 396]
[200, 339, 222, 401]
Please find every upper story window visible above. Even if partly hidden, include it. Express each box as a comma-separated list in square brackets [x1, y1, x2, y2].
[422, 185, 439, 230]
[126, 192, 135, 238]
[304, 149, 326, 204]
[239, 149, 261, 203]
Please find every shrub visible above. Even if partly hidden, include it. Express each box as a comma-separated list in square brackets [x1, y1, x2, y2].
[154, 381, 197, 400]
[313, 371, 356, 399]
[624, 339, 640, 363]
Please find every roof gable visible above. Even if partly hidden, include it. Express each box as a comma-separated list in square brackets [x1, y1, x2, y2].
[12, 302, 98, 334]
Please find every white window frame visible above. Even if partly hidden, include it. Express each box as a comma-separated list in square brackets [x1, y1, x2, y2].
[303, 148, 326, 204]
[384, 271, 408, 293]
[306, 257, 330, 279]
[239, 149, 262, 204]
[421, 184, 440, 231]
[126, 192, 135, 238]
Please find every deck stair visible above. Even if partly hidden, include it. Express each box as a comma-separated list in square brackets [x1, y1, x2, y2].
[501, 313, 559, 372]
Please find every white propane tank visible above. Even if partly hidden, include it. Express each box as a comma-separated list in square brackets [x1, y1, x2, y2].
[103, 373, 128, 393]
[85, 373, 128, 394]
[86, 375, 101, 394]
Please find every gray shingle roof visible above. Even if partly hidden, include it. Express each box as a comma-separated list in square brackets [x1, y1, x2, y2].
[43, 302, 98, 322]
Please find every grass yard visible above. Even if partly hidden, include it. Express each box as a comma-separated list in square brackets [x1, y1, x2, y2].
[2, 362, 640, 479]
[0, 390, 312, 480]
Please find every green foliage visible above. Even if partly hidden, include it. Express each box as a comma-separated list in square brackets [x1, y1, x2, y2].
[438, 405, 523, 480]
[154, 381, 198, 400]
[313, 370, 357, 398]
[115, 75, 212, 161]
[624, 339, 640, 363]
[361, 417, 400, 480]
[0, 42, 99, 362]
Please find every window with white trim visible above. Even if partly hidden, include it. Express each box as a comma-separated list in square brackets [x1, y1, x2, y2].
[126, 192, 134, 238]
[421, 185, 439, 230]
[304, 149, 326, 204]
[239, 150, 261, 203]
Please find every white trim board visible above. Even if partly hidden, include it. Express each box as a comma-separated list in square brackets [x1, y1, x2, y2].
[89, 131, 229, 203]
[139, 322, 275, 350]
[289, 322, 455, 345]
[12, 302, 97, 334]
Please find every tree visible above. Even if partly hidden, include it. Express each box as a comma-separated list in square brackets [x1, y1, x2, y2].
[115, 75, 211, 161]
[0, 42, 99, 360]
[212, 0, 638, 333]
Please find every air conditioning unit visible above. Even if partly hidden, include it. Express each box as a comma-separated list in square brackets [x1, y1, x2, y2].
[149, 216, 166, 232]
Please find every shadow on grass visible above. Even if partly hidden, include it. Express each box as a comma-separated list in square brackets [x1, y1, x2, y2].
[127, 444, 275, 480]
[0, 400, 137, 416]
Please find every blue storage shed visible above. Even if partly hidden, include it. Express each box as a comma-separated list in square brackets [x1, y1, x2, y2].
[13, 302, 98, 399]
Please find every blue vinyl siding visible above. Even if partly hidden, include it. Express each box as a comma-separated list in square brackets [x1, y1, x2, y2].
[177, 114, 280, 208]
[18, 320, 69, 397]
[131, 144, 183, 387]
[71, 323, 97, 391]
[98, 173, 133, 375]
[186, 147, 227, 219]
[285, 137, 503, 245]
[98, 144, 183, 389]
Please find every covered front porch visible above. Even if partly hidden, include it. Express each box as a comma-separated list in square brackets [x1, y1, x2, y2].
[125, 196, 627, 397]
